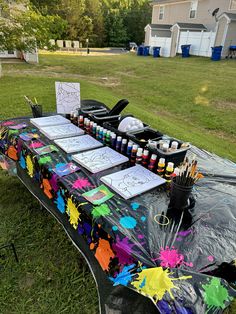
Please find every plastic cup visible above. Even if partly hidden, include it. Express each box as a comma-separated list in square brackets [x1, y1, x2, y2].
[169, 178, 193, 210]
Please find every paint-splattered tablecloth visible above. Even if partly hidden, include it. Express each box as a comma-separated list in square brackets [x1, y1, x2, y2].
[1, 117, 236, 313]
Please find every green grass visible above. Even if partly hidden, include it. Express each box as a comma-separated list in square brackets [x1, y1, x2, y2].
[0, 52, 236, 313]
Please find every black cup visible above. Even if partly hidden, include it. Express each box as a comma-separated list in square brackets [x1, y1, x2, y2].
[169, 178, 193, 210]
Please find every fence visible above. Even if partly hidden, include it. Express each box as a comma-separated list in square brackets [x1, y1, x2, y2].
[149, 36, 172, 57]
[177, 31, 216, 57]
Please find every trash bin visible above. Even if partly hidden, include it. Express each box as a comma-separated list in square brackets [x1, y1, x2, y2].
[137, 46, 144, 56]
[153, 47, 161, 58]
[143, 46, 150, 56]
[211, 46, 223, 61]
[181, 45, 191, 58]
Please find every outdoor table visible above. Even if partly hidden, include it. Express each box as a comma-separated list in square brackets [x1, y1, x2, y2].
[1, 116, 236, 314]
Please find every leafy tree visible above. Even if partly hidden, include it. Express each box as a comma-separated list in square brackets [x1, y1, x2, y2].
[104, 9, 127, 47]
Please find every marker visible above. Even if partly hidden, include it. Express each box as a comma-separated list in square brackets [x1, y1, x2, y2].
[111, 133, 117, 148]
[135, 148, 143, 164]
[142, 149, 149, 167]
[130, 144, 138, 165]
[121, 138, 127, 154]
[126, 141, 133, 157]
[157, 158, 165, 177]
[116, 136, 122, 151]
[79, 115, 84, 128]
[148, 154, 157, 172]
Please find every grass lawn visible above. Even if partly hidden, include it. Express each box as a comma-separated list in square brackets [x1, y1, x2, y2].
[0, 52, 236, 313]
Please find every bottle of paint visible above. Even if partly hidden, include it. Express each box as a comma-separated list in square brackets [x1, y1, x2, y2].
[135, 148, 143, 164]
[72, 112, 78, 125]
[142, 149, 149, 168]
[111, 133, 117, 148]
[92, 122, 97, 136]
[130, 145, 138, 165]
[162, 143, 169, 153]
[70, 110, 75, 123]
[96, 126, 100, 140]
[116, 136, 122, 151]
[89, 121, 94, 134]
[126, 141, 133, 158]
[165, 162, 174, 188]
[99, 127, 104, 142]
[105, 130, 111, 146]
[171, 141, 178, 151]
[148, 154, 157, 172]
[79, 115, 84, 129]
[157, 158, 165, 177]
[121, 138, 127, 154]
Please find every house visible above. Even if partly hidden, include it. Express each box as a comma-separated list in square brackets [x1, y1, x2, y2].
[145, 0, 236, 57]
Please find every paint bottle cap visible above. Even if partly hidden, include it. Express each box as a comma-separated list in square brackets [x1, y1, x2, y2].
[111, 133, 117, 139]
[100, 127, 104, 131]
[122, 138, 127, 144]
[151, 154, 157, 160]
[163, 143, 169, 151]
[103, 128, 107, 133]
[128, 141, 133, 147]
[137, 148, 143, 156]
[171, 141, 178, 149]
[90, 121, 94, 126]
[73, 111, 78, 117]
[132, 144, 138, 151]
[159, 158, 165, 164]
[143, 149, 149, 156]
[117, 136, 122, 141]
[167, 162, 174, 169]
[79, 115, 83, 120]
[93, 122, 97, 127]
[106, 130, 111, 136]
[174, 168, 180, 176]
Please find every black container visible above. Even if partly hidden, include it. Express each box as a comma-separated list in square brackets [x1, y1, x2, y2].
[80, 99, 110, 117]
[169, 179, 193, 211]
[127, 128, 163, 148]
[88, 112, 121, 125]
[148, 138, 191, 167]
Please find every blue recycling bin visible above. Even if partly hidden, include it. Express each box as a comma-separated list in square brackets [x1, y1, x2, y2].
[137, 45, 144, 56]
[211, 46, 223, 61]
[143, 46, 150, 56]
[181, 45, 191, 57]
[153, 47, 161, 58]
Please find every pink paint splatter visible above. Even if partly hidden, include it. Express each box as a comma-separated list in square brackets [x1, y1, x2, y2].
[49, 174, 59, 192]
[112, 236, 136, 265]
[138, 234, 145, 239]
[153, 246, 193, 268]
[29, 141, 44, 149]
[2, 121, 15, 126]
[208, 256, 214, 262]
[178, 229, 192, 237]
[72, 177, 93, 189]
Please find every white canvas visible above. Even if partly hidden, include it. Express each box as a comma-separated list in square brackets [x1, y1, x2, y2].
[54, 135, 103, 153]
[40, 124, 84, 140]
[100, 164, 166, 199]
[55, 82, 80, 114]
[30, 115, 70, 128]
[72, 147, 129, 173]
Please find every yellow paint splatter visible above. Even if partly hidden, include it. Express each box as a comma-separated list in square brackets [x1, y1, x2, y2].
[26, 155, 34, 177]
[131, 267, 192, 302]
[66, 197, 81, 229]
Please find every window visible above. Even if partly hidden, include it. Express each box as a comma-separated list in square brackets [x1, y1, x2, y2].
[230, 0, 236, 10]
[159, 6, 164, 20]
[189, 0, 198, 19]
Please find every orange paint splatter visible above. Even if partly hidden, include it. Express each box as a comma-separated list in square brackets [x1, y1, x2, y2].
[94, 239, 115, 271]
[42, 178, 53, 199]
[7, 146, 18, 160]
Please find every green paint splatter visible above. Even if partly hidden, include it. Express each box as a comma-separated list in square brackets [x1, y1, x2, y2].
[38, 156, 52, 165]
[92, 204, 111, 219]
[8, 130, 19, 135]
[202, 277, 232, 310]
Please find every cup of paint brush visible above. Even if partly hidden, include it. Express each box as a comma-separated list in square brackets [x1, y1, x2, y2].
[169, 178, 193, 211]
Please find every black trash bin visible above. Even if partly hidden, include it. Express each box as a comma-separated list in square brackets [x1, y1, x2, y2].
[211, 46, 223, 61]
[153, 47, 161, 58]
[181, 45, 191, 58]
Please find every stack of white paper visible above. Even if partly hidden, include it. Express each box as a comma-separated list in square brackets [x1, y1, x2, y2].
[54, 135, 103, 153]
[40, 124, 84, 140]
[72, 146, 129, 173]
[30, 115, 70, 128]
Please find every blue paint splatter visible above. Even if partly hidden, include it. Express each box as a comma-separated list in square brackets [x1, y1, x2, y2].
[19, 153, 26, 169]
[112, 226, 118, 231]
[109, 264, 135, 286]
[120, 216, 137, 229]
[141, 216, 146, 222]
[131, 202, 140, 210]
[55, 190, 65, 213]
[140, 277, 146, 288]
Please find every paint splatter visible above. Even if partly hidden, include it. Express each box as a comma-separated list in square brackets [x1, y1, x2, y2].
[178, 230, 192, 237]
[138, 234, 145, 239]
[41, 178, 53, 199]
[19, 153, 26, 169]
[72, 177, 93, 189]
[112, 226, 118, 231]
[207, 256, 214, 262]
[156, 247, 193, 268]
[141, 216, 146, 222]
[2, 121, 15, 126]
[49, 174, 59, 192]
[55, 190, 65, 213]
[92, 239, 115, 271]
[120, 216, 137, 229]
[29, 141, 44, 149]
[131, 267, 192, 301]
[66, 197, 81, 229]
[26, 155, 34, 177]
[131, 202, 140, 210]
[91, 203, 111, 219]
[202, 277, 232, 310]
[38, 156, 52, 165]
[7, 146, 18, 160]
[112, 236, 136, 265]
[110, 264, 136, 286]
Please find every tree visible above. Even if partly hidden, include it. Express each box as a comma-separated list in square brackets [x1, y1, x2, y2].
[104, 9, 127, 47]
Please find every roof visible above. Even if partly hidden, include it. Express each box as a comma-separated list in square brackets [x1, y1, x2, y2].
[173, 22, 207, 30]
[218, 12, 236, 21]
[147, 23, 172, 30]
[150, 0, 188, 5]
